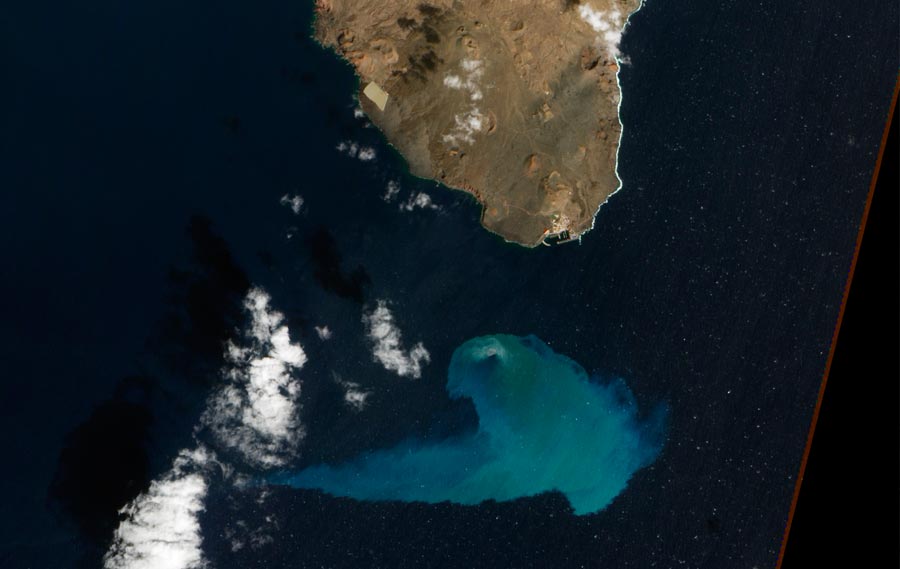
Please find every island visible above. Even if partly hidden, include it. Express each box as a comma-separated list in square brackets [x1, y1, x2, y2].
[314, 0, 640, 246]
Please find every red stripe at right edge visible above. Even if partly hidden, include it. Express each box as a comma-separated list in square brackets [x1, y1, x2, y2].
[774, 72, 900, 569]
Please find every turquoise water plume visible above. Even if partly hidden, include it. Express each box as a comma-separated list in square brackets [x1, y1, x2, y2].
[279, 334, 667, 515]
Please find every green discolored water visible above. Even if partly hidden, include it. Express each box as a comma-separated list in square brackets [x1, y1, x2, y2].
[282, 335, 667, 515]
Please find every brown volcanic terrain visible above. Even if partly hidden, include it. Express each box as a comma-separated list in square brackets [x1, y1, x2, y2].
[314, 0, 639, 246]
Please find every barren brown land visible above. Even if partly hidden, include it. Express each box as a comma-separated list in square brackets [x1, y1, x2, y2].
[315, 0, 639, 246]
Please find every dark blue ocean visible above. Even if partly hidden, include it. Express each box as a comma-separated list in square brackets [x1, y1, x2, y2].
[1, 0, 896, 567]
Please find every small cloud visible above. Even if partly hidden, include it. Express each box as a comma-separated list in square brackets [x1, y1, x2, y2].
[250, 532, 274, 549]
[279, 194, 304, 214]
[343, 387, 370, 410]
[382, 180, 401, 203]
[337, 140, 377, 162]
[314, 325, 332, 340]
[357, 147, 376, 161]
[333, 373, 371, 411]
[442, 106, 486, 146]
[362, 300, 431, 379]
[399, 192, 441, 212]
[223, 515, 277, 554]
[443, 75, 463, 89]
[336, 141, 356, 155]
[352, 106, 373, 128]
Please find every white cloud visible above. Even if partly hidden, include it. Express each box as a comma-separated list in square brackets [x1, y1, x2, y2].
[357, 147, 376, 161]
[579, 4, 609, 31]
[382, 180, 401, 202]
[362, 300, 430, 379]
[578, 4, 625, 58]
[399, 192, 440, 212]
[279, 194, 304, 214]
[314, 325, 332, 340]
[105, 288, 304, 568]
[337, 140, 377, 162]
[332, 373, 371, 411]
[603, 29, 622, 49]
[343, 386, 370, 410]
[461, 59, 478, 72]
[443, 74, 463, 89]
[203, 288, 306, 468]
[223, 517, 276, 554]
[442, 58, 487, 145]
[442, 107, 486, 146]
[104, 447, 212, 569]
[385, 182, 440, 213]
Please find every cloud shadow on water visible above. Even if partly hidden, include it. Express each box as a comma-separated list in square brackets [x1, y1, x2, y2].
[307, 227, 371, 304]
